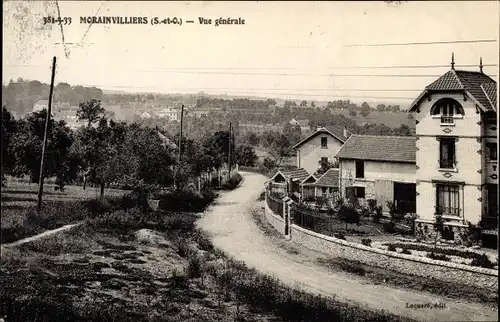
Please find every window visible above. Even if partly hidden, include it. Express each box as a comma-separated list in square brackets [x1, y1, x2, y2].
[321, 157, 328, 165]
[321, 187, 327, 197]
[436, 184, 460, 216]
[355, 160, 364, 178]
[486, 143, 497, 161]
[439, 138, 455, 169]
[329, 187, 334, 194]
[354, 187, 365, 198]
[321, 137, 328, 148]
[430, 99, 464, 125]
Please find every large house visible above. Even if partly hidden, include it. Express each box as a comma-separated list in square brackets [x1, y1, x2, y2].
[407, 56, 498, 233]
[292, 126, 351, 174]
[335, 135, 417, 213]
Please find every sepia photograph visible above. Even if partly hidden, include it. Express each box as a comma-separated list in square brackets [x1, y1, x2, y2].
[1, 1, 499, 321]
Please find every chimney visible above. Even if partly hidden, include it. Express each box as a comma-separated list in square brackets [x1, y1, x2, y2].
[343, 126, 348, 138]
[479, 57, 483, 73]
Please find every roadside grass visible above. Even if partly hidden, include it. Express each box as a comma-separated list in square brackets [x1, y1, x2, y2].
[1, 182, 128, 244]
[1, 197, 415, 322]
[317, 257, 498, 308]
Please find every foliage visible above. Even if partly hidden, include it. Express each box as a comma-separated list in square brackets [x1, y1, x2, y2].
[470, 254, 495, 269]
[400, 248, 411, 255]
[334, 232, 346, 240]
[315, 196, 328, 210]
[76, 99, 105, 126]
[157, 188, 217, 212]
[222, 172, 243, 190]
[361, 238, 372, 247]
[383, 222, 397, 234]
[316, 158, 338, 175]
[234, 144, 258, 167]
[387, 244, 397, 252]
[1, 106, 18, 184]
[434, 210, 445, 249]
[426, 252, 451, 262]
[373, 206, 383, 223]
[8, 110, 76, 188]
[386, 201, 399, 222]
[338, 203, 360, 230]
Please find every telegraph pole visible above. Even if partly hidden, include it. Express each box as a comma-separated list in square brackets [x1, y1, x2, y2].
[37, 56, 57, 212]
[174, 104, 184, 189]
[228, 121, 232, 181]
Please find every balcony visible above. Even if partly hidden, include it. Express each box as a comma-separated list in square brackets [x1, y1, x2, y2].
[436, 206, 461, 218]
[440, 115, 455, 125]
[438, 159, 456, 171]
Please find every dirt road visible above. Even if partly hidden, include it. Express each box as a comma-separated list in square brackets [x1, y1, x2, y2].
[198, 172, 498, 322]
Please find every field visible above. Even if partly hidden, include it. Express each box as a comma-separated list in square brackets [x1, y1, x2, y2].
[0, 197, 412, 322]
[1, 180, 127, 244]
[331, 109, 414, 129]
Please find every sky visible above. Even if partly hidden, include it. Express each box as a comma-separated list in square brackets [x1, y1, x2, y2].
[3, 1, 499, 106]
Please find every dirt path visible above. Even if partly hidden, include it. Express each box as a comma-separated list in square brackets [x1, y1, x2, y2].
[1, 223, 81, 249]
[198, 172, 498, 322]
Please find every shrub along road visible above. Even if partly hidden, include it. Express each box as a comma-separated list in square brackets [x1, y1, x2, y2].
[197, 172, 498, 322]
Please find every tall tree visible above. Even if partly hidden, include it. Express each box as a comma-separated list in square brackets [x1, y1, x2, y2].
[77, 99, 105, 127]
[1, 106, 17, 184]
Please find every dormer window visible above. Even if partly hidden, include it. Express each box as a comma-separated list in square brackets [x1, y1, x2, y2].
[430, 98, 464, 125]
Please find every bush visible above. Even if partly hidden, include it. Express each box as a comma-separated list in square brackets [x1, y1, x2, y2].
[158, 188, 216, 212]
[367, 199, 377, 213]
[361, 238, 372, 247]
[387, 244, 397, 252]
[426, 252, 451, 262]
[187, 256, 203, 278]
[373, 206, 383, 223]
[400, 248, 412, 255]
[470, 254, 495, 269]
[383, 222, 396, 234]
[334, 232, 346, 240]
[221, 172, 243, 190]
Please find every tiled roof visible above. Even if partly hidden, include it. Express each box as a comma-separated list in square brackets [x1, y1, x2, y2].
[335, 135, 416, 163]
[409, 69, 497, 112]
[292, 126, 350, 149]
[315, 168, 339, 187]
[481, 82, 497, 109]
[280, 168, 310, 182]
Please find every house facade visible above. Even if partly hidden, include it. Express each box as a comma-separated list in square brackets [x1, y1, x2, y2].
[408, 57, 498, 233]
[335, 135, 417, 213]
[292, 126, 350, 174]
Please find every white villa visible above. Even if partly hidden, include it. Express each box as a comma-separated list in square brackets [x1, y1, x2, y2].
[292, 126, 351, 174]
[408, 55, 498, 234]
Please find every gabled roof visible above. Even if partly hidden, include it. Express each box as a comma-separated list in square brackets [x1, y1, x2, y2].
[408, 69, 497, 112]
[314, 168, 339, 187]
[481, 82, 497, 110]
[271, 168, 310, 182]
[335, 135, 416, 163]
[292, 126, 350, 149]
[300, 174, 318, 185]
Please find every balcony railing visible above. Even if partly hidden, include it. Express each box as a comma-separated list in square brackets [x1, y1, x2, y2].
[441, 115, 454, 124]
[439, 159, 456, 169]
[436, 206, 461, 217]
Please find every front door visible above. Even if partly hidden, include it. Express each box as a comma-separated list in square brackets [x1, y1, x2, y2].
[393, 182, 416, 214]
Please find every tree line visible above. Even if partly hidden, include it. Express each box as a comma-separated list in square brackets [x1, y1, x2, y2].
[1, 100, 258, 195]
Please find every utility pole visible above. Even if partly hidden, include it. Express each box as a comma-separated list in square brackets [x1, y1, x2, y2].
[37, 56, 57, 212]
[174, 104, 184, 189]
[228, 121, 232, 181]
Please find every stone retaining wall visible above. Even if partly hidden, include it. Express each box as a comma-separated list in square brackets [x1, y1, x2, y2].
[290, 224, 497, 289]
[262, 204, 498, 290]
[264, 201, 285, 235]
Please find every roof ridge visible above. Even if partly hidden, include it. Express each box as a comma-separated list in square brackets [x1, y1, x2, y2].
[450, 69, 465, 89]
[351, 134, 416, 139]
